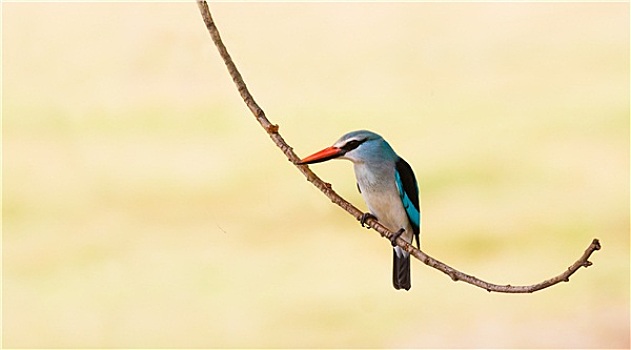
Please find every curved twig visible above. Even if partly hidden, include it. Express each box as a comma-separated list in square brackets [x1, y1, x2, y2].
[196, 1, 601, 293]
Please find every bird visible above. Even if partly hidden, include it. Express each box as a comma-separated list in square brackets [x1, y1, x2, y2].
[297, 130, 421, 290]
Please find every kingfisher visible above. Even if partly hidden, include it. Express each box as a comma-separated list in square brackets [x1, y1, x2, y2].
[297, 130, 421, 290]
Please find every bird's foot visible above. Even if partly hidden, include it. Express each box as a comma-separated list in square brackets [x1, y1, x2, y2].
[360, 212, 377, 228]
[390, 228, 405, 247]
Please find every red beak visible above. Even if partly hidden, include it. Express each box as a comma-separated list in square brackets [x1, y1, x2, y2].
[297, 146, 344, 165]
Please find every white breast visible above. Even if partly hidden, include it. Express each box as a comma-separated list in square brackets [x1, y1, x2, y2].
[354, 164, 415, 244]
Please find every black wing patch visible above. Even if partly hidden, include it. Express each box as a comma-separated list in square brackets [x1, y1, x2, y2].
[395, 157, 421, 248]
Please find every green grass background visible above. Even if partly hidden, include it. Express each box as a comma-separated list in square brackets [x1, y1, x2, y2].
[3, 2, 629, 348]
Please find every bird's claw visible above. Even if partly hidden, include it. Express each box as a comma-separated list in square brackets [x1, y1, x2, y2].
[390, 228, 405, 247]
[360, 212, 377, 228]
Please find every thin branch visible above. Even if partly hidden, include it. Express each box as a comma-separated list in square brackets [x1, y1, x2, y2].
[196, 1, 601, 293]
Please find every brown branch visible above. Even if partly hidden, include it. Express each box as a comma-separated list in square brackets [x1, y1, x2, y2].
[196, 1, 601, 293]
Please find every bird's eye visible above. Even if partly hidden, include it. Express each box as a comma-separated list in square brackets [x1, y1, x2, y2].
[346, 140, 360, 148]
[341, 138, 367, 152]
[342, 140, 359, 151]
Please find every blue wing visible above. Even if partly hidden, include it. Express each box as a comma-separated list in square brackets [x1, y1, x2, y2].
[394, 157, 421, 248]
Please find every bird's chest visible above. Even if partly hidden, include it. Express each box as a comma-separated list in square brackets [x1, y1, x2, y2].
[354, 166, 409, 231]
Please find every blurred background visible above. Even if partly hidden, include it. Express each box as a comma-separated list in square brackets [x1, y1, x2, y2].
[3, 2, 629, 348]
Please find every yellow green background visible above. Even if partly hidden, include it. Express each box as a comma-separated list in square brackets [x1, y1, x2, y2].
[3, 2, 629, 348]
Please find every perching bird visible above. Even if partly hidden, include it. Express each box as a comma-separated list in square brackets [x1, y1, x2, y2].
[297, 130, 420, 290]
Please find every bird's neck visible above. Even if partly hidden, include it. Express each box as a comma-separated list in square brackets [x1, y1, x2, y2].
[353, 161, 395, 188]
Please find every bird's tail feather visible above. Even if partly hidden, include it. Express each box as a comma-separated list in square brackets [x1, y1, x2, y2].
[392, 248, 411, 290]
